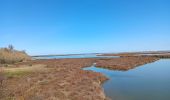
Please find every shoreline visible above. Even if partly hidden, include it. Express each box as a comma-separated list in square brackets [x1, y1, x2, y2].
[31, 53, 101, 57]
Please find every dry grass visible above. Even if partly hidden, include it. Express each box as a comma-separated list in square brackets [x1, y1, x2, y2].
[96, 57, 159, 70]
[0, 74, 3, 84]
[0, 48, 31, 64]
[0, 68, 5, 85]
[1, 59, 108, 100]
[3, 64, 48, 78]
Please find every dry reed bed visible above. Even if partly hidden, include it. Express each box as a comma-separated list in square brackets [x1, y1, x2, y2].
[1, 59, 108, 100]
[100, 52, 170, 58]
[96, 57, 159, 70]
[0, 48, 31, 64]
[1, 57, 159, 100]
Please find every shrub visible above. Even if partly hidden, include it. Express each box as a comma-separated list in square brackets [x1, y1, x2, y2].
[8, 44, 14, 51]
[0, 46, 31, 64]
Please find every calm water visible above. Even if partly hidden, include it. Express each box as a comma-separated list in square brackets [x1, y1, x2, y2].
[84, 59, 170, 100]
[33, 54, 118, 59]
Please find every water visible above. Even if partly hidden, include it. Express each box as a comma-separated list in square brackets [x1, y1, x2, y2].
[84, 59, 170, 100]
[33, 54, 119, 59]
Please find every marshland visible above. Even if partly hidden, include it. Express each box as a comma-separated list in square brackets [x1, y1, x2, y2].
[1, 46, 170, 100]
[1, 0, 170, 100]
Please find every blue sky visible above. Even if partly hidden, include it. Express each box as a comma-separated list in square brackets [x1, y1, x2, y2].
[0, 0, 170, 55]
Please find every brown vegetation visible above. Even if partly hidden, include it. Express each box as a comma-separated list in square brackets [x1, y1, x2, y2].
[1, 59, 108, 100]
[96, 57, 159, 70]
[0, 46, 31, 64]
[0, 56, 159, 100]
[143, 54, 170, 58]
[100, 52, 170, 58]
[0, 68, 5, 85]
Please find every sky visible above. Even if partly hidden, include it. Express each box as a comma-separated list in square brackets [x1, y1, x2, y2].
[0, 0, 170, 55]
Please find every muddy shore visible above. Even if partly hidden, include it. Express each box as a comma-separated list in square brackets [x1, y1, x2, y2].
[0, 57, 159, 100]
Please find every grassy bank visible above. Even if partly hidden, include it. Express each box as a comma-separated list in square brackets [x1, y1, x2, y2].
[0, 46, 31, 64]
[2, 64, 48, 77]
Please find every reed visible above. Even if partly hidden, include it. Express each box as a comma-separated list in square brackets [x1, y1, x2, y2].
[0, 46, 31, 64]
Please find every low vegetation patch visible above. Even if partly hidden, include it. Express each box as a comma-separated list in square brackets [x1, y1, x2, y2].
[0, 45, 31, 64]
[3, 64, 48, 78]
[0, 72, 4, 86]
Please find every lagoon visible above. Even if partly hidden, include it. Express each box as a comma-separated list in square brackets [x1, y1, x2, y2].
[84, 59, 170, 100]
[33, 54, 119, 59]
